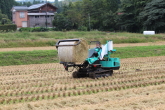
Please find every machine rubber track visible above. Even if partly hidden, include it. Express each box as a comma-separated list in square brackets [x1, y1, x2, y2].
[72, 71, 88, 78]
[88, 70, 113, 79]
[72, 69, 113, 79]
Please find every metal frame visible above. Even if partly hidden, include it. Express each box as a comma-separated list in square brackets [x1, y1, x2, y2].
[55, 39, 81, 49]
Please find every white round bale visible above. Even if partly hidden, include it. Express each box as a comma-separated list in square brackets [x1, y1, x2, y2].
[143, 31, 155, 35]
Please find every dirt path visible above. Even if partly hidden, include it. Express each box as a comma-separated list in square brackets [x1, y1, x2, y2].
[0, 41, 165, 52]
[0, 46, 56, 52]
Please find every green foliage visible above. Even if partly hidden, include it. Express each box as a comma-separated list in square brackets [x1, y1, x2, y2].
[0, 24, 17, 32]
[0, 0, 17, 19]
[32, 27, 49, 32]
[52, 0, 165, 33]
[33, 0, 41, 4]
[101, 11, 116, 31]
[23, 2, 32, 7]
[19, 27, 33, 32]
[112, 45, 165, 59]
[53, 0, 120, 31]
[78, 26, 87, 31]
[53, 13, 73, 30]
[106, 0, 119, 12]
[0, 10, 11, 25]
[55, 0, 59, 7]
[0, 50, 58, 66]
[19, 27, 49, 32]
[139, 0, 165, 33]
[117, 0, 152, 32]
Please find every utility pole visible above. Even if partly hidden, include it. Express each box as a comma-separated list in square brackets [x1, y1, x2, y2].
[88, 13, 91, 31]
[46, 0, 48, 28]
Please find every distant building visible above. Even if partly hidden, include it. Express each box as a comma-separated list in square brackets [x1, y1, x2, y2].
[11, 3, 57, 28]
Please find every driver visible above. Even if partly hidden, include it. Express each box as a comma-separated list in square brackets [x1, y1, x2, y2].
[96, 42, 101, 48]
[93, 42, 102, 58]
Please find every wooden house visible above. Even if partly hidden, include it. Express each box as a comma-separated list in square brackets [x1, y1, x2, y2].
[11, 3, 57, 28]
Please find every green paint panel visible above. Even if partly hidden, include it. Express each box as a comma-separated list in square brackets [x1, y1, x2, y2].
[100, 58, 120, 67]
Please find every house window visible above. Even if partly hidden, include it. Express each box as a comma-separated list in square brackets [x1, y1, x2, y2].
[35, 23, 39, 26]
[45, 15, 49, 18]
[35, 16, 39, 18]
[13, 13, 16, 19]
[20, 12, 25, 18]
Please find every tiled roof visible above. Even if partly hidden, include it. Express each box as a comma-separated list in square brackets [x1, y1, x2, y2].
[13, 6, 28, 11]
[28, 13, 55, 15]
[28, 3, 46, 10]
[12, 3, 57, 11]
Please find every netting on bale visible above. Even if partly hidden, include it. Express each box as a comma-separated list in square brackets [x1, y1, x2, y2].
[57, 39, 88, 63]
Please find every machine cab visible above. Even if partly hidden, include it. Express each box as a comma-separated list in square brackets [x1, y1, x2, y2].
[86, 41, 120, 69]
[88, 48, 95, 58]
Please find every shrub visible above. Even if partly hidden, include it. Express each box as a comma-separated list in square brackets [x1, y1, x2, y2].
[19, 27, 49, 32]
[0, 24, 17, 32]
[78, 26, 88, 31]
[19, 27, 32, 32]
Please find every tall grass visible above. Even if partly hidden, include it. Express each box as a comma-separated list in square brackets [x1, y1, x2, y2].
[0, 31, 164, 48]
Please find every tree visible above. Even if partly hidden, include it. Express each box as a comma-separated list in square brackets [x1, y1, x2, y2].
[0, 0, 7, 16]
[117, 0, 152, 32]
[55, 0, 59, 7]
[53, 0, 159, 32]
[56, 1, 63, 13]
[139, 0, 165, 33]
[106, 0, 119, 13]
[0, 0, 19, 20]
[101, 11, 117, 31]
[33, 0, 40, 4]
[0, 10, 11, 25]
[22, 2, 32, 7]
[66, 2, 83, 29]
[1, 18, 7, 25]
[53, 13, 73, 30]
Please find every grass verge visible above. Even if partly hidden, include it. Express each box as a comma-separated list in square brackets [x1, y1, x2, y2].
[0, 50, 58, 66]
[112, 45, 165, 59]
[0, 31, 165, 48]
[0, 45, 165, 66]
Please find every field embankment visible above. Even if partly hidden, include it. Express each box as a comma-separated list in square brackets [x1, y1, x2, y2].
[0, 31, 165, 48]
[0, 45, 165, 66]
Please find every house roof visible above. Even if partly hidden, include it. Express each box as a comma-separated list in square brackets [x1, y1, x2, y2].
[28, 3, 57, 10]
[12, 6, 28, 11]
[11, 3, 57, 12]
[28, 12, 55, 16]
[28, 3, 46, 10]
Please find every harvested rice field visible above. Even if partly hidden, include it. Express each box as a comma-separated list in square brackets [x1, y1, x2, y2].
[0, 56, 165, 110]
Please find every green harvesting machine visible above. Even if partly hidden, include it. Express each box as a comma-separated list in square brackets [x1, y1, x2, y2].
[56, 39, 120, 78]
